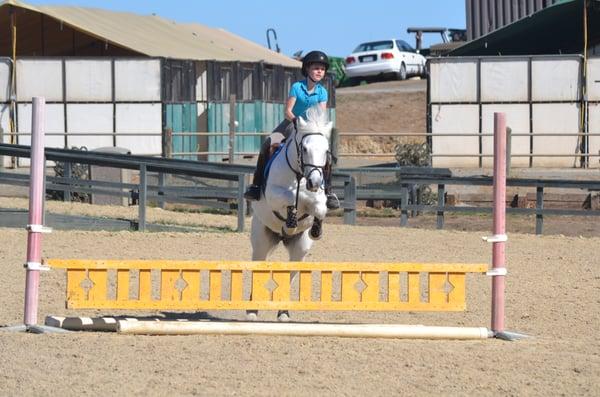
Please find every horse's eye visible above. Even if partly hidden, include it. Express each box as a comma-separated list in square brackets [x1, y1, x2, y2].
[303, 147, 308, 152]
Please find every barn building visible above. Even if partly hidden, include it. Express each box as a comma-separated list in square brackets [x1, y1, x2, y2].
[428, 0, 600, 168]
[0, 0, 336, 167]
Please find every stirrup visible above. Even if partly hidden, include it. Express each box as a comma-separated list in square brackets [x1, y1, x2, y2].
[286, 206, 298, 228]
[243, 185, 261, 201]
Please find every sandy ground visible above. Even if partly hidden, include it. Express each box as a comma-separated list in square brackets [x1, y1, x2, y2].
[1, 79, 599, 395]
[1, 204, 599, 396]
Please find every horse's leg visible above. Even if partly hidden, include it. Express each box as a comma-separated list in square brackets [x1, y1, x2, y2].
[248, 216, 279, 321]
[265, 184, 298, 227]
[278, 230, 314, 322]
[298, 191, 328, 240]
[250, 217, 279, 261]
[287, 230, 313, 262]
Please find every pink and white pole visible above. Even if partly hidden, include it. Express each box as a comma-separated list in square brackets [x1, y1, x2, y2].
[489, 112, 526, 340]
[491, 112, 507, 334]
[23, 97, 47, 326]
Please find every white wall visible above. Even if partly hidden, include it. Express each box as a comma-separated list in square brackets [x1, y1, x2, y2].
[588, 58, 600, 101]
[16, 103, 65, 167]
[531, 103, 581, 167]
[17, 60, 63, 102]
[431, 105, 479, 167]
[481, 104, 530, 168]
[65, 60, 112, 101]
[114, 60, 161, 101]
[531, 58, 580, 101]
[588, 103, 600, 169]
[480, 59, 528, 102]
[0, 58, 165, 163]
[587, 56, 600, 168]
[0, 60, 10, 102]
[66, 104, 114, 149]
[429, 55, 585, 168]
[115, 103, 162, 155]
[429, 60, 478, 102]
[0, 104, 10, 168]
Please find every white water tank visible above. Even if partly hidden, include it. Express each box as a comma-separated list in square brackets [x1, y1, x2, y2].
[90, 147, 132, 206]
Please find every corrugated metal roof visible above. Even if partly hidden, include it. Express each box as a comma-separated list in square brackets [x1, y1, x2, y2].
[465, 0, 561, 41]
[0, 0, 301, 67]
[450, 0, 598, 56]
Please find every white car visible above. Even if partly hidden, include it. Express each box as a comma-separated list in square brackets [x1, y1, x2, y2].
[344, 39, 427, 83]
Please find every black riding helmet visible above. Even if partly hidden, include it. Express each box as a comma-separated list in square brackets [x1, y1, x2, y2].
[302, 50, 329, 77]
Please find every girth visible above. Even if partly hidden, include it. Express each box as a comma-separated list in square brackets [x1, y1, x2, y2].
[272, 210, 310, 223]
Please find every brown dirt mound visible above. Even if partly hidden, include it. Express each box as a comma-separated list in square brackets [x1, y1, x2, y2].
[336, 88, 426, 154]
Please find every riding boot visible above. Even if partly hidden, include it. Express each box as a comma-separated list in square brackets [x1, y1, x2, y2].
[323, 158, 340, 210]
[244, 139, 271, 201]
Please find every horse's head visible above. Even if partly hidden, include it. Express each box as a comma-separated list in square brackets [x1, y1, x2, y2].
[295, 107, 333, 192]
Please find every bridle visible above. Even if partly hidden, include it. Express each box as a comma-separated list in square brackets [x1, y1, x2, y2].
[284, 128, 329, 186]
[283, 125, 331, 213]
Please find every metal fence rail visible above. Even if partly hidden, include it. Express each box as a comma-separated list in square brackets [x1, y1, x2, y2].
[0, 143, 355, 231]
[3, 130, 599, 163]
[336, 167, 600, 235]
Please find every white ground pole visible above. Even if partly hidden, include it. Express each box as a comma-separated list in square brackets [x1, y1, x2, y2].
[117, 321, 491, 339]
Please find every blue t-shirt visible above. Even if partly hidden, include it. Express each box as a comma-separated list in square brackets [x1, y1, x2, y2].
[289, 80, 328, 118]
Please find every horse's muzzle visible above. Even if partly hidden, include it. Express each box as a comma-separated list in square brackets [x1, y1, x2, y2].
[305, 167, 323, 192]
[306, 178, 320, 192]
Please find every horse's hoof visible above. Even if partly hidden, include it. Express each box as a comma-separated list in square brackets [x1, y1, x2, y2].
[326, 193, 340, 210]
[277, 310, 290, 322]
[246, 310, 258, 321]
[309, 219, 323, 240]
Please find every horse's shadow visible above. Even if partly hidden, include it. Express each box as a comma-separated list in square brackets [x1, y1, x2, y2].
[117, 312, 357, 325]
[114, 311, 228, 322]
[112, 311, 285, 323]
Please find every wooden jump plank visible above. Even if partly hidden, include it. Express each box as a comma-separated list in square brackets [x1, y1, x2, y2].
[50, 259, 487, 312]
[48, 259, 488, 273]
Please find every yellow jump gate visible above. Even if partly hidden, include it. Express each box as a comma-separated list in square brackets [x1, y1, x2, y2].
[47, 260, 487, 312]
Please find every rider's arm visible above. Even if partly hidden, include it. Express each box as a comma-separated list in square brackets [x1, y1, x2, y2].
[285, 96, 296, 121]
[318, 86, 328, 111]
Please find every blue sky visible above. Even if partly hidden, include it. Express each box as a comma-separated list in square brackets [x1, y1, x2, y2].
[27, 0, 466, 57]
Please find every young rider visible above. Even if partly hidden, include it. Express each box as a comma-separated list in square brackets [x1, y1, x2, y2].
[243, 50, 339, 210]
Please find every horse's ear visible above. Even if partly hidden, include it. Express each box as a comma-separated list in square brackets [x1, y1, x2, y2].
[297, 117, 307, 128]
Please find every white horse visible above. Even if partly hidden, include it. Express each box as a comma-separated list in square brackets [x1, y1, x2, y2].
[249, 107, 333, 321]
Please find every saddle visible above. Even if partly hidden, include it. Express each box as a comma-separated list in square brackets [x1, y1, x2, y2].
[262, 141, 285, 190]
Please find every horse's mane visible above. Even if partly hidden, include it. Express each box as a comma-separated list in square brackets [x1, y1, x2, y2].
[300, 106, 330, 131]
